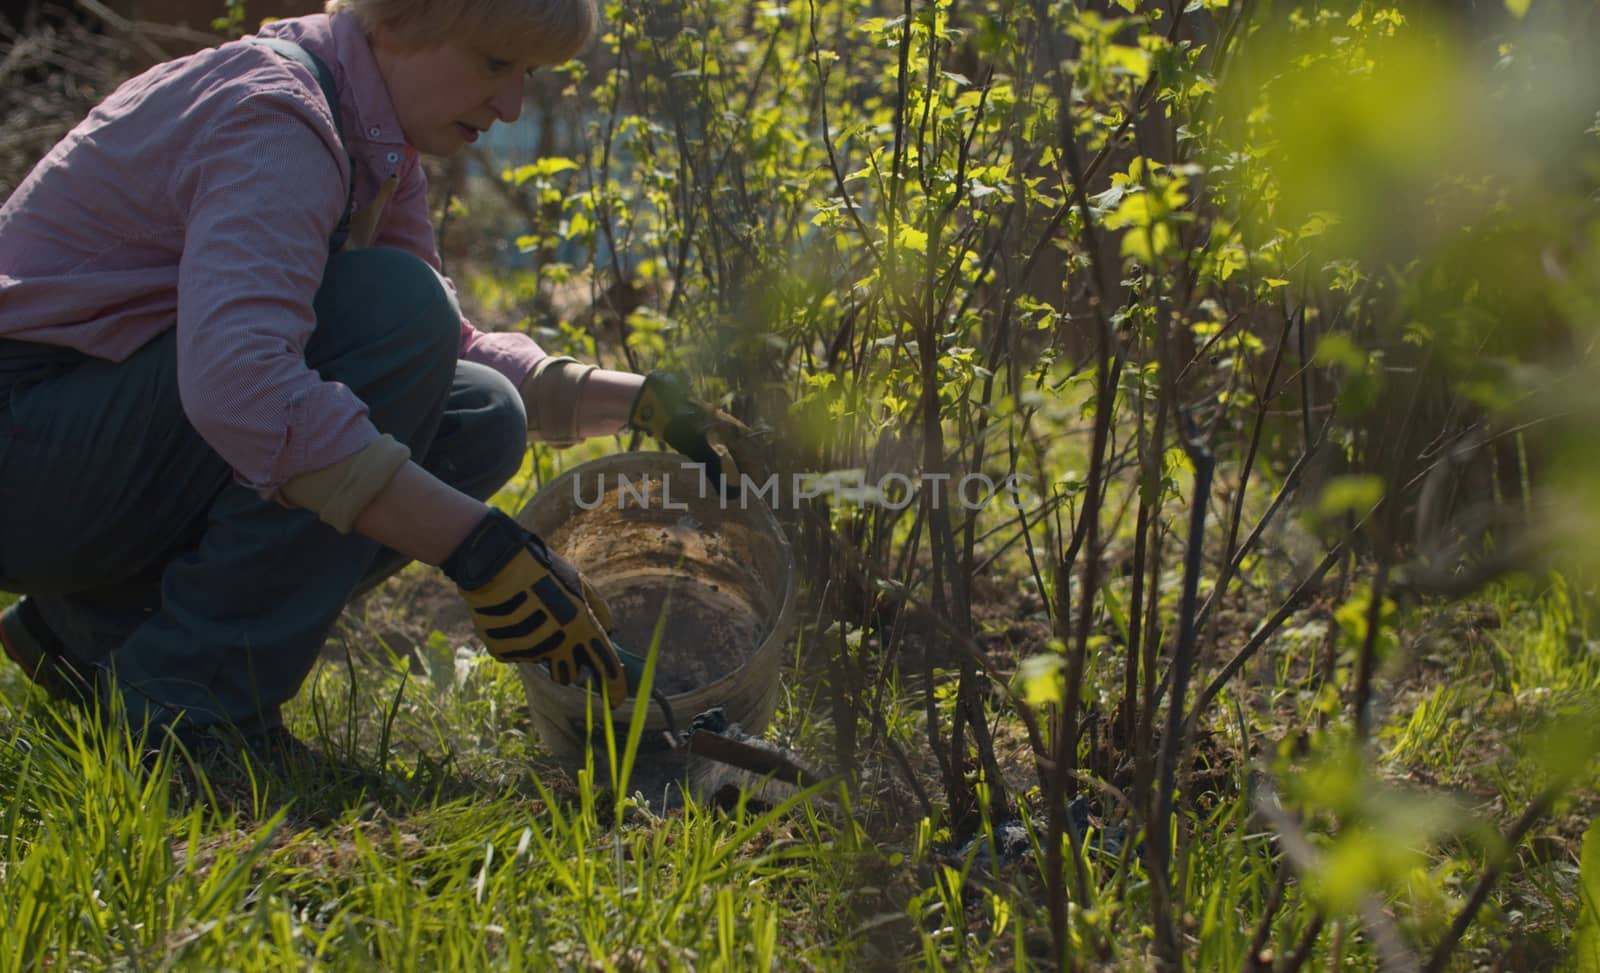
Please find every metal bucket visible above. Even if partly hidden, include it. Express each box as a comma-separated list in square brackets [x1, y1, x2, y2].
[512, 451, 797, 765]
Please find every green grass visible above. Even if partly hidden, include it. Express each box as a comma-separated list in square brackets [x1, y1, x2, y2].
[3, 549, 1597, 970]
[0, 658, 870, 971]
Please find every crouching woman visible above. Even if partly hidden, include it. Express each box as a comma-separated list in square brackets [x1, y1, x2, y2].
[0, 0, 732, 764]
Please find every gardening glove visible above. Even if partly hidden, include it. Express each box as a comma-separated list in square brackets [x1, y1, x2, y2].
[570, 577, 654, 697]
[441, 509, 626, 707]
[628, 371, 746, 497]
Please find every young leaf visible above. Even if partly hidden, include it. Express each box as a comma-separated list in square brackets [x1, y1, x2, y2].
[1014, 653, 1066, 706]
[1578, 819, 1600, 973]
[1318, 475, 1385, 518]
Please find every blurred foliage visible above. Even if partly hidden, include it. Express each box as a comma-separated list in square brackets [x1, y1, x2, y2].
[444, 0, 1600, 964]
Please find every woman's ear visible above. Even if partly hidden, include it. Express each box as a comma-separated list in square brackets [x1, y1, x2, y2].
[369, 22, 396, 53]
[368, 21, 419, 58]
[368, 22, 417, 81]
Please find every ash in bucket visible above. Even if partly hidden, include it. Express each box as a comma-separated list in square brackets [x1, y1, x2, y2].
[596, 574, 763, 696]
[542, 499, 780, 698]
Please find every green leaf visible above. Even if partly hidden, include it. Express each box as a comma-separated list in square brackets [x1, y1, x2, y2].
[565, 210, 593, 240]
[1314, 333, 1366, 370]
[1318, 475, 1385, 518]
[895, 226, 929, 253]
[1014, 653, 1066, 706]
[505, 157, 579, 186]
[1577, 819, 1600, 973]
[1105, 192, 1155, 231]
[419, 630, 457, 695]
[1101, 582, 1130, 642]
[1107, 44, 1151, 82]
[1120, 224, 1172, 263]
[1504, 0, 1531, 18]
[1526, 712, 1600, 785]
[1208, 245, 1245, 282]
[1316, 828, 1393, 913]
[1333, 585, 1400, 659]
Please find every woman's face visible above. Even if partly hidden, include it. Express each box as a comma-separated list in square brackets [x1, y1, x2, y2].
[371, 27, 540, 157]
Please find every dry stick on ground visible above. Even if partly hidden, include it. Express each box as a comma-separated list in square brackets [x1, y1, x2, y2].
[74, 0, 220, 50]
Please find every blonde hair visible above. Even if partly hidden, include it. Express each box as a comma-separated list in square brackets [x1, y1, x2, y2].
[325, 0, 597, 65]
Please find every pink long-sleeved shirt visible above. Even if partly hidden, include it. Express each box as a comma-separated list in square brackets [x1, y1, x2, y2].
[0, 13, 548, 496]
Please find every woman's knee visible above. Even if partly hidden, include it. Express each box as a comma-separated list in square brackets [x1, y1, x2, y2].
[467, 368, 530, 494]
[312, 248, 459, 367]
[431, 364, 529, 500]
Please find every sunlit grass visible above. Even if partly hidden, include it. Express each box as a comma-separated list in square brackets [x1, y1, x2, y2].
[3, 560, 1597, 970]
[0, 670, 864, 971]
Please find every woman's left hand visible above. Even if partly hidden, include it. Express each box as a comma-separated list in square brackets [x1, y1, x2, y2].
[628, 372, 747, 498]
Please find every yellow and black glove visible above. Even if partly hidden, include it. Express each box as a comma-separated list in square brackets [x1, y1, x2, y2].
[441, 509, 625, 707]
[628, 371, 745, 498]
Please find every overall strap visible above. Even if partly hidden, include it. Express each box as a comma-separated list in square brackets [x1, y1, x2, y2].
[246, 37, 355, 252]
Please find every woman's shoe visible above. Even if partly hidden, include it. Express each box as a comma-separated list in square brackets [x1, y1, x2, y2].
[0, 597, 96, 704]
